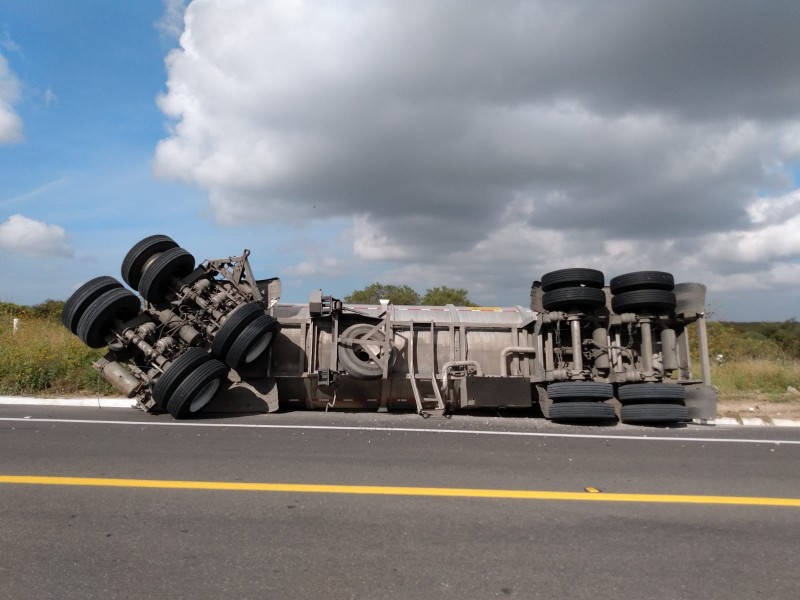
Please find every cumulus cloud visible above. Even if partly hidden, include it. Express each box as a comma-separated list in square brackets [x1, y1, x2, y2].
[155, 0, 800, 312]
[0, 52, 23, 143]
[0, 215, 74, 258]
[155, 0, 189, 39]
[284, 255, 346, 278]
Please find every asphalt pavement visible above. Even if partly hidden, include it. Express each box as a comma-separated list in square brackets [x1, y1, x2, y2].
[2, 406, 799, 599]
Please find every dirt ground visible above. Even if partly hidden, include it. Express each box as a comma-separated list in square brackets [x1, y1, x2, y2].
[717, 392, 800, 421]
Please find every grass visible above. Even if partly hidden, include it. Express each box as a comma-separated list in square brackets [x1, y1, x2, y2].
[712, 359, 800, 397]
[0, 312, 114, 396]
[698, 321, 800, 400]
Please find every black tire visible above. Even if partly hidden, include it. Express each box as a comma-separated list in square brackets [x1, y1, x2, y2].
[121, 234, 178, 290]
[166, 358, 227, 419]
[138, 247, 195, 303]
[611, 289, 676, 315]
[610, 271, 674, 294]
[76, 288, 141, 348]
[618, 383, 687, 402]
[153, 347, 213, 407]
[338, 323, 393, 380]
[549, 401, 617, 422]
[541, 268, 605, 292]
[620, 403, 688, 424]
[542, 287, 606, 312]
[547, 381, 614, 400]
[211, 303, 264, 360]
[225, 314, 280, 370]
[62, 276, 122, 334]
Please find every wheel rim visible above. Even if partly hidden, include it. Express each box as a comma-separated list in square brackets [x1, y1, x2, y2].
[245, 331, 273, 363]
[355, 338, 383, 364]
[189, 378, 221, 413]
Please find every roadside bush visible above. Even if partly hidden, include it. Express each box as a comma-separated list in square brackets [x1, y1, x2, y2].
[712, 359, 800, 394]
[0, 314, 113, 396]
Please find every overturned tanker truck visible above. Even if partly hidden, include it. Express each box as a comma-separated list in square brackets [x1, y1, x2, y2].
[62, 235, 717, 424]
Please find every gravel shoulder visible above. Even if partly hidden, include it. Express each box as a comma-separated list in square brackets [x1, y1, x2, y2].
[717, 392, 800, 421]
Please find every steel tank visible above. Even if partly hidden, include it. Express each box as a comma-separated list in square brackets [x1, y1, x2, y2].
[265, 302, 540, 411]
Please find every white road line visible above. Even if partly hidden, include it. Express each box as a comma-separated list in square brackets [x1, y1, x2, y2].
[1, 417, 798, 445]
[0, 397, 133, 408]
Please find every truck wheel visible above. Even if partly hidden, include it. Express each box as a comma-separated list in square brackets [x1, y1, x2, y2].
[138, 247, 195, 303]
[76, 288, 141, 348]
[338, 323, 393, 380]
[547, 381, 614, 400]
[541, 268, 605, 292]
[542, 287, 606, 312]
[153, 348, 211, 406]
[609, 271, 674, 294]
[211, 303, 263, 360]
[618, 383, 687, 402]
[549, 402, 616, 422]
[620, 403, 688, 424]
[62, 276, 122, 334]
[225, 314, 280, 370]
[611, 290, 676, 315]
[121, 234, 178, 290]
[166, 358, 228, 419]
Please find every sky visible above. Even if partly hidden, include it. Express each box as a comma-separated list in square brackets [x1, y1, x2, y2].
[1, 0, 799, 321]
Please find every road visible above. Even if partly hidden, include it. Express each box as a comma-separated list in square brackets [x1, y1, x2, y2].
[1, 405, 799, 599]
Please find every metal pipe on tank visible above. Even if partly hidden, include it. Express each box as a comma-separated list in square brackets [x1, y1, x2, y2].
[640, 319, 653, 374]
[592, 327, 609, 370]
[95, 359, 140, 397]
[499, 347, 538, 377]
[154, 309, 203, 346]
[610, 331, 622, 372]
[440, 360, 483, 393]
[660, 328, 678, 371]
[569, 317, 583, 373]
[696, 315, 712, 385]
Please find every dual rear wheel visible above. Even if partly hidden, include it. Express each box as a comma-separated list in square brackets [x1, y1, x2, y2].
[545, 381, 689, 424]
[63, 277, 141, 348]
[153, 348, 228, 418]
[121, 234, 196, 303]
[540, 268, 606, 313]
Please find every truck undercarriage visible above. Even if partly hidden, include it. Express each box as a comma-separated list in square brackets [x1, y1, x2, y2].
[62, 235, 717, 424]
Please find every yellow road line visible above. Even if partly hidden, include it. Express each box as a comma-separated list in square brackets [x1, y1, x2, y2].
[1, 475, 799, 507]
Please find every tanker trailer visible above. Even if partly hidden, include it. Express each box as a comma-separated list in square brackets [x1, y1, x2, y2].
[267, 296, 543, 415]
[62, 235, 717, 424]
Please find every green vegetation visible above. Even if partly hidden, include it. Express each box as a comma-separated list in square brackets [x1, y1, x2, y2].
[344, 283, 476, 306]
[420, 286, 477, 307]
[344, 283, 422, 305]
[0, 300, 113, 396]
[711, 360, 800, 396]
[701, 320, 800, 398]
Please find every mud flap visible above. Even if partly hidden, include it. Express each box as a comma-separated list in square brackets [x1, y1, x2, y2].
[205, 375, 280, 414]
[684, 383, 717, 421]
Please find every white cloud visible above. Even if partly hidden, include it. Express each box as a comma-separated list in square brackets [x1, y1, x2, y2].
[0, 53, 23, 143]
[0, 214, 74, 258]
[284, 255, 346, 278]
[42, 87, 58, 108]
[155, 0, 189, 39]
[0, 29, 20, 53]
[154, 0, 800, 317]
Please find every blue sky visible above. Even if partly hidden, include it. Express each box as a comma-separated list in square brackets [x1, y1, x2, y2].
[1, 1, 800, 320]
[0, 1, 363, 306]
